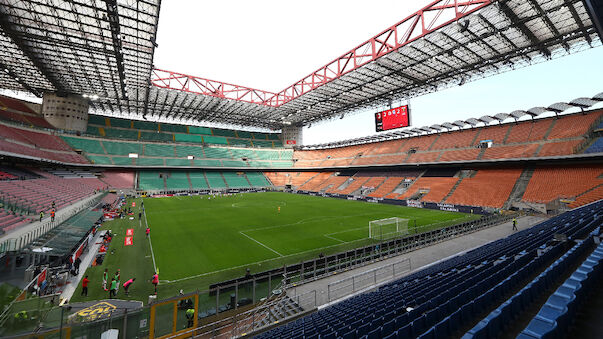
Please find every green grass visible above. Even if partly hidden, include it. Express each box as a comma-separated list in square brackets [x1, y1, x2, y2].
[72, 192, 478, 306]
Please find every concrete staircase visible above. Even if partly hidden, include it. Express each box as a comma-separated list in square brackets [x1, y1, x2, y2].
[255, 296, 304, 328]
[441, 177, 464, 203]
[504, 167, 535, 209]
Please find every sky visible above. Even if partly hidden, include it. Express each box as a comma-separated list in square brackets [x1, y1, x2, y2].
[154, 0, 603, 145]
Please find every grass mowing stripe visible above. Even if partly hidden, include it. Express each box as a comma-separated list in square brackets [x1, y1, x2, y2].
[143, 207, 158, 275]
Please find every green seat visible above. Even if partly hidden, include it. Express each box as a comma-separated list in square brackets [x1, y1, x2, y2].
[222, 172, 251, 188]
[62, 136, 105, 154]
[102, 141, 142, 155]
[88, 115, 107, 126]
[160, 123, 187, 133]
[248, 161, 271, 167]
[140, 131, 173, 142]
[222, 160, 248, 167]
[136, 157, 164, 166]
[204, 147, 231, 158]
[85, 125, 102, 136]
[246, 172, 271, 187]
[254, 149, 280, 160]
[189, 171, 209, 189]
[87, 155, 112, 164]
[144, 144, 175, 157]
[237, 130, 253, 139]
[165, 158, 191, 166]
[165, 172, 190, 190]
[109, 118, 131, 129]
[267, 133, 281, 140]
[230, 149, 255, 158]
[204, 172, 227, 188]
[104, 128, 139, 140]
[175, 145, 205, 158]
[139, 171, 165, 190]
[112, 157, 134, 165]
[203, 136, 228, 145]
[271, 161, 294, 167]
[193, 159, 222, 167]
[252, 132, 268, 140]
[175, 133, 203, 143]
[253, 140, 274, 148]
[212, 128, 237, 137]
[280, 150, 294, 160]
[228, 138, 252, 147]
[189, 126, 212, 135]
[133, 120, 159, 131]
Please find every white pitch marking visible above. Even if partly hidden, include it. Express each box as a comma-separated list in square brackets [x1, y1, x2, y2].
[239, 231, 284, 257]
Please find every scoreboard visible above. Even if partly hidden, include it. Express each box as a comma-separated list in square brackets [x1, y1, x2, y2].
[375, 105, 410, 132]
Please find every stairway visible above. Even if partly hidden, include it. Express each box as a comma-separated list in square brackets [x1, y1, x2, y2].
[441, 176, 464, 203]
[476, 147, 487, 160]
[256, 296, 305, 328]
[186, 172, 193, 190]
[543, 118, 558, 140]
[504, 167, 535, 209]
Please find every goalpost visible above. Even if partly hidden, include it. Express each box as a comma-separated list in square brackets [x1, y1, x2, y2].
[369, 217, 411, 240]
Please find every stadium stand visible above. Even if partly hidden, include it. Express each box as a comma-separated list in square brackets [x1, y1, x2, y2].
[517, 237, 603, 339]
[256, 201, 602, 339]
[522, 166, 603, 204]
[367, 177, 406, 198]
[99, 171, 135, 188]
[85, 114, 281, 148]
[0, 95, 53, 129]
[584, 137, 603, 153]
[398, 177, 459, 202]
[446, 169, 523, 208]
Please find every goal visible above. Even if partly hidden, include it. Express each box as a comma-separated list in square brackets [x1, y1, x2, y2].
[369, 217, 410, 240]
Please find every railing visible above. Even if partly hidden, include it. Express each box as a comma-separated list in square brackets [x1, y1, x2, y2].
[0, 193, 105, 255]
[325, 257, 411, 303]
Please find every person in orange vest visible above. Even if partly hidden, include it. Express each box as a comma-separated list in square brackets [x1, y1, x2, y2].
[50, 210, 55, 222]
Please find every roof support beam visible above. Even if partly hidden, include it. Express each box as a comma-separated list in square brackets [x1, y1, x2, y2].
[0, 11, 64, 95]
[103, 0, 128, 99]
[497, 0, 551, 58]
[526, 0, 570, 51]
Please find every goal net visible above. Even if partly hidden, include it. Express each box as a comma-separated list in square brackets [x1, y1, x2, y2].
[369, 217, 410, 240]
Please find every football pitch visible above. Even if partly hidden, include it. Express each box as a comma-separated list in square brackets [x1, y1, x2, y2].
[72, 192, 478, 303]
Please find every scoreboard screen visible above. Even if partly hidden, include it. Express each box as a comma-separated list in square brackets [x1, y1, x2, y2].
[375, 105, 410, 132]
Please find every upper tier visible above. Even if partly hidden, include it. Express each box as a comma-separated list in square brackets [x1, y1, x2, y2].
[85, 115, 281, 148]
[293, 109, 603, 168]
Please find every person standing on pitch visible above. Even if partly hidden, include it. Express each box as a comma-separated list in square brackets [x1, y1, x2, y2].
[81, 275, 89, 296]
[109, 278, 117, 298]
[102, 269, 108, 291]
[512, 217, 518, 231]
[146, 227, 150, 237]
[151, 272, 159, 294]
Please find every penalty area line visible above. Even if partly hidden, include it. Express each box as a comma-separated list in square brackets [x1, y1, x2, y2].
[239, 231, 284, 257]
[160, 237, 371, 284]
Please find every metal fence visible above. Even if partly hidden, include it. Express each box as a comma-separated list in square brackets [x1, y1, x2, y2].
[0, 193, 105, 254]
[326, 257, 411, 302]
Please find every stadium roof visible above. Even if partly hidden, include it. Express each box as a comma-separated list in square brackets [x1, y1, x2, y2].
[300, 92, 603, 149]
[0, 0, 601, 130]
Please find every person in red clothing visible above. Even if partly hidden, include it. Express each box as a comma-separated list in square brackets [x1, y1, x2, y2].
[151, 272, 159, 294]
[81, 275, 89, 296]
[123, 278, 136, 296]
[146, 227, 150, 237]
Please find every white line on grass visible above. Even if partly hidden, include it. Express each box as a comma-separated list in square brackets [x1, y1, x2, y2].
[323, 234, 345, 243]
[242, 212, 378, 233]
[143, 204, 158, 275]
[239, 231, 284, 257]
[160, 237, 373, 284]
